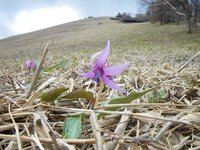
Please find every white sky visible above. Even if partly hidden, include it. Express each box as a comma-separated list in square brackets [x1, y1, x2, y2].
[10, 6, 80, 34]
[0, 0, 140, 39]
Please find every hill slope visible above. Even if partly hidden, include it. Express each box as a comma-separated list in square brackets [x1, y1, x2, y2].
[0, 17, 200, 63]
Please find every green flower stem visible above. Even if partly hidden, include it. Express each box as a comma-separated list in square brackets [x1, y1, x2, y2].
[94, 81, 104, 107]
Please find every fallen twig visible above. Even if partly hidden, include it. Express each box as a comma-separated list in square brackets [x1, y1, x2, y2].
[177, 51, 200, 73]
[0, 134, 96, 144]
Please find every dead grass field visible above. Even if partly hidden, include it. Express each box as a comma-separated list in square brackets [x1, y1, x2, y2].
[0, 17, 200, 64]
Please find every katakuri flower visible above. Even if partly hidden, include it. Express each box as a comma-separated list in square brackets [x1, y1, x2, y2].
[80, 41, 129, 93]
[25, 60, 36, 74]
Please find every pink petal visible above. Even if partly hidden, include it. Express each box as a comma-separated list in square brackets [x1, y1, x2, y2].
[25, 60, 36, 69]
[103, 63, 129, 76]
[101, 75, 125, 93]
[25, 60, 31, 68]
[96, 41, 110, 67]
[30, 60, 36, 68]
[79, 71, 95, 78]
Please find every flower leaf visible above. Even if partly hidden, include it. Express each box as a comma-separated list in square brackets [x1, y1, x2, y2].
[62, 116, 82, 139]
[61, 89, 95, 105]
[41, 88, 67, 102]
[34, 59, 43, 80]
[107, 89, 153, 105]
[98, 89, 153, 119]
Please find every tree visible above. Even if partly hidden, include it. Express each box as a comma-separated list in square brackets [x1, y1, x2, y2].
[141, 0, 200, 33]
[116, 12, 122, 18]
[145, 0, 178, 25]
[175, 0, 199, 33]
[191, 0, 199, 27]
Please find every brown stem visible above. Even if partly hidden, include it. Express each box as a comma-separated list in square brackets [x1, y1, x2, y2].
[95, 81, 104, 107]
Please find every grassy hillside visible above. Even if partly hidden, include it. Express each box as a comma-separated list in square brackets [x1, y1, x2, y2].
[0, 17, 200, 64]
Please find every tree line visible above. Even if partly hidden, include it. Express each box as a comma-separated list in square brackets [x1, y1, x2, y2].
[142, 0, 200, 33]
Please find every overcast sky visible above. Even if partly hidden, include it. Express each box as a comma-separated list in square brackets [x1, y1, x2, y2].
[0, 0, 141, 39]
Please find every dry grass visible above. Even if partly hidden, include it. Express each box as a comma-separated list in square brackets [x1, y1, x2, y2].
[0, 17, 200, 61]
[0, 17, 200, 149]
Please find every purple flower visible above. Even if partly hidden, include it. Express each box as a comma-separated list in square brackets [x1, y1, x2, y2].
[25, 60, 36, 74]
[80, 41, 129, 93]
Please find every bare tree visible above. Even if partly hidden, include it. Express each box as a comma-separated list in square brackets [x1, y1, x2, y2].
[192, 0, 199, 28]
[141, 0, 200, 33]
[145, 0, 178, 25]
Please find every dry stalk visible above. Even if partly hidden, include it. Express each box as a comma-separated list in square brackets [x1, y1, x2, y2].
[24, 124, 36, 150]
[102, 130, 158, 143]
[136, 119, 140, 137]
[95, 110, 191, 125]
[177, 50, 200, 73]
[26, 41, 51, 98]
[42, 104, 92, 114]
[4, 141, 15, 150]
[0, 123, 24, 132]
[23, 90, 42, 108]
[8, 103, 22, 150]
[49, 131, 60, 150]
[104, 106, 134, 150]
[4, 96, 22, 108]
[90, 110, 104, 150]
[95, 82, 104, 107]
[37, 110, 60, 149]
[94, 103, 198, 109]
[188, 146, 200, 150]
[154, 112, 185, 140]
[148, 142, 169, 150]
[0, 134, 96, 144]
[173, 136, 191, 150]
[114, 123, 137, 150]
[23, 77, 56, 108]
[31, 133, 45, 150]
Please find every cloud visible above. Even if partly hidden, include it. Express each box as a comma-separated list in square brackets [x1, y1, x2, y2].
[10, 5, 80, 34]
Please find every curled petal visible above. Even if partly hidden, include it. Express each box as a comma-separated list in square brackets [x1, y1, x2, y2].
[90, 51, 101, 67]
[101, 75, 125, 93]
[103, 63, 129, 76]
[96, 41, 110, 67]
[79, 71, 95, 79]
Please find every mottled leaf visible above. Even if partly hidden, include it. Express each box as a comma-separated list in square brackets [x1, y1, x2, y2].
[62, 116, 82, 139]
[41, 88, 67, 102]
[159, 88, 169, 99]
[98, 89, 153, 119]
[145, 88, 168, 103]
[61, 89, 95, 105]
[107, 89, 153, 105]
